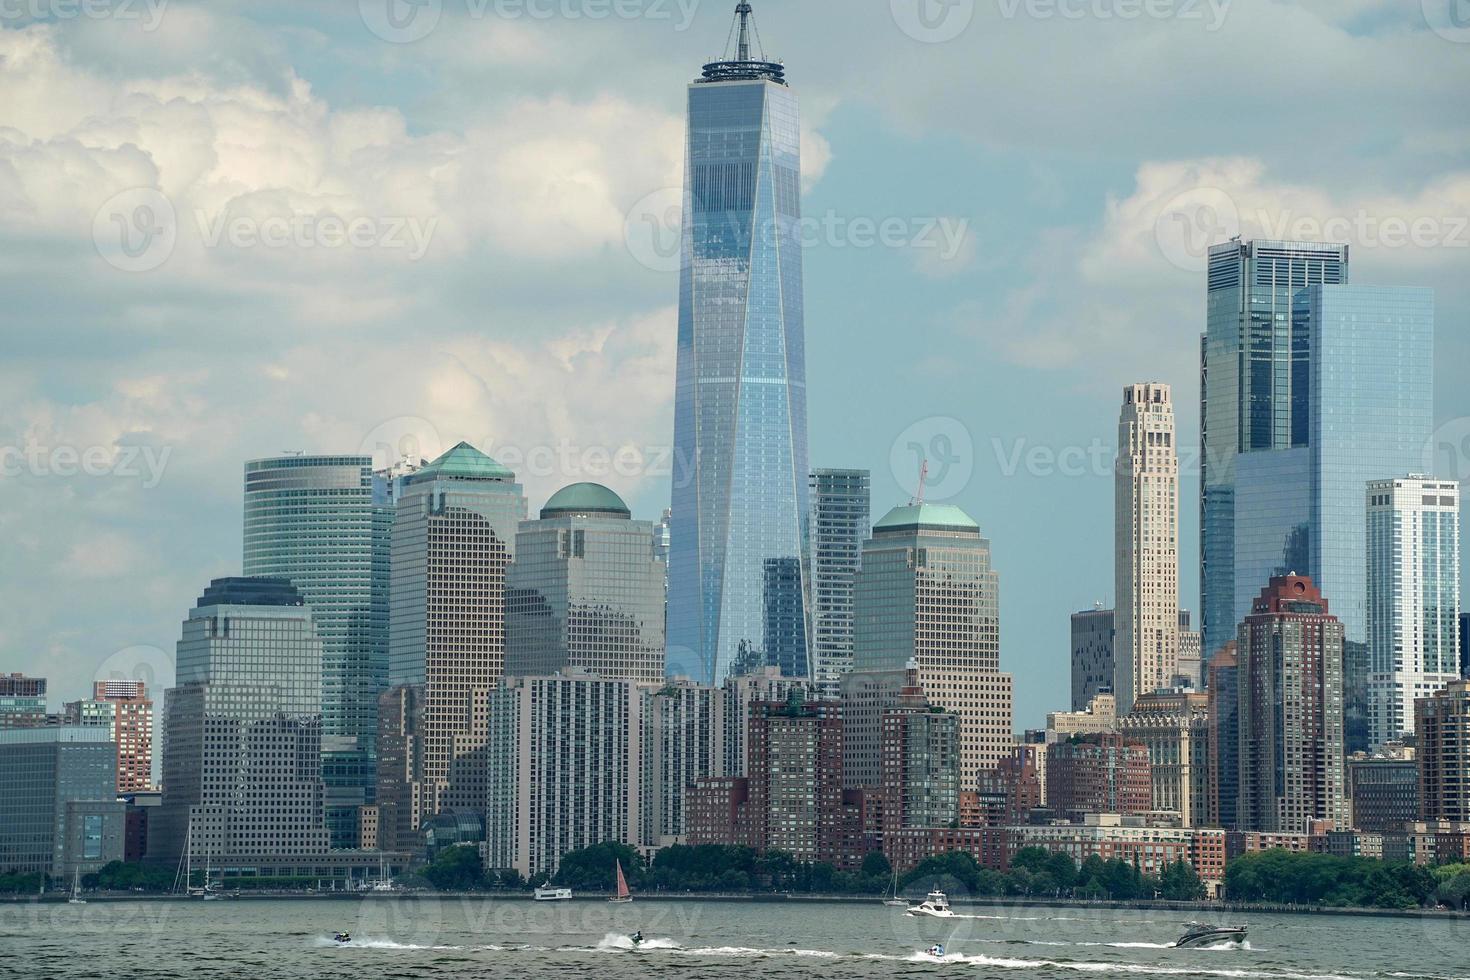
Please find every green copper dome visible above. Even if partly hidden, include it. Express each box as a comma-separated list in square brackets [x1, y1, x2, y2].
[407, 441, 514, 484]
[873, 502, 979, 532]
[540, 482, 631, 519]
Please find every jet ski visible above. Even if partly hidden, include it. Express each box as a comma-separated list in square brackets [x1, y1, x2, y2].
[1174, 923, 1247, 948]
[631, 931, 644, 948]
[926, 943, 947, 957]
[332, 932, 352, 944]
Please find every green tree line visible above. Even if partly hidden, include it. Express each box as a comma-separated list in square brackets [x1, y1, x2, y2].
[1224, 850, 1470, 909]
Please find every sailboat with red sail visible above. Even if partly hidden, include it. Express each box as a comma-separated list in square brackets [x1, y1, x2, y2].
[608, 859, 633, 903]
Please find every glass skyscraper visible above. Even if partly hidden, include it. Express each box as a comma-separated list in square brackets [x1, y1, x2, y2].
[667, 4, 810, 686]
[809, 469, 871, 696]
[1200, 240, 1349, 662]
[1226, 284, 1435, 751]
[243, 454, 392, 847]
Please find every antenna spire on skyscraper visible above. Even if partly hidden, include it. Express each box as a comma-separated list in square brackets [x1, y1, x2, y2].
[701, 1, 785, 85]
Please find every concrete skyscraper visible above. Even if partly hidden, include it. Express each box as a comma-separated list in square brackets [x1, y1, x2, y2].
[243, 454, 393, 846]
[667, 3, 811, 686]
[809, 469, 871, 695]
[853, 503, 1012, 784]
[1200, 240, 1349, 662]
[506, 483, 666, 684]
[1366, 477, 1461, 748]
[1236, 575, 1347, 834]
[1115, 382, 1180, 714]
[386, 442, 525, 827]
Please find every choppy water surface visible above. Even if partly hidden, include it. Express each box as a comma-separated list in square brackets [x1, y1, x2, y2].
[4, 896, 1466, 980]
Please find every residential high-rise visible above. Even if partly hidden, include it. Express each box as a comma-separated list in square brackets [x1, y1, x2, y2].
[839, 665, 916, 791]
[387, 442, 525, 825]
[63, 680, 153, 793]
[1462, 613, 1470, 679]
[1416, 680, 1470, 823]
[484, 672, 648, 878]
[853, 503, 1013, 784]
[1201, 239, 1349, 662]
[1236, 575, 1347, 833]
[809, 469, 872, 695]
[667, 2, 811, 687]
[1366, 477, 1461, 748]
[0, 673, 48, 728]
[1205, 644, 1239, 829]
[646, 680, 728, 847]
[1045, 734, 1153, 818]
[878, 684, 961, 833]
[0, 727, 125, 878]
[505, 483, 666, 684]
[243, 454, 393, 846]
[1117, 689, 1209, 826]
[1116, 382, 1180, 714]
[720, 667, 806, 778]
[743, 696, 848, 866]
[1228, 283, 1434, 752]
[1070, 606, 1115, 711]
[151, 577, 332, 871]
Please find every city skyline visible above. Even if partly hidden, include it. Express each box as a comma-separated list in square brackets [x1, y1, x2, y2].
[3, 3, 1470, 739]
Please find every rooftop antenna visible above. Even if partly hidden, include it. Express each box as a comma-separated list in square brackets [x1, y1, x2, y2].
[736, 2, 753, 61]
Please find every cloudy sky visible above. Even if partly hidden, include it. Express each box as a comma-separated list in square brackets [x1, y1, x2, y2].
[2, 0, 1468, 728]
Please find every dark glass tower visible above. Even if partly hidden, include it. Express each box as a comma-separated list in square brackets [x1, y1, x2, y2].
[667, 3, 810, 685]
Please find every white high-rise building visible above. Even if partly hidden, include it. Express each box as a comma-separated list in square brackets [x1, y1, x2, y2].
[1115, 383, 1180, 714]
[1367, 477, 1461, 748]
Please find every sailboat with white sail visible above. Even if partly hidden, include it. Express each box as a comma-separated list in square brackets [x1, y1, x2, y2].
[68, 869, 86, 905]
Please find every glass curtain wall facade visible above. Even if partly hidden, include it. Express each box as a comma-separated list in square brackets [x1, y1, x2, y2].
[667, 37, 810, 687]
[809, 469, 871, 696]
[243, 455, 392, 846]
[1201, 241, 1348, 662]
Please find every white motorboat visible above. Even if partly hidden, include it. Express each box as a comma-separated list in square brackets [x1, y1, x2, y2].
[533, 886, 573, 901]
[905, 889, 954, 918]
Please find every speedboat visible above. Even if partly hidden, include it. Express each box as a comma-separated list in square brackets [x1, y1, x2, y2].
[533, 886, 573, 902]
[1174, 923, 1247, 948]
[905, 889, 955, 918]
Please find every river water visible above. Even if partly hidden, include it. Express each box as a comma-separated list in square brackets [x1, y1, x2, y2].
[4, 896, 1466, 979]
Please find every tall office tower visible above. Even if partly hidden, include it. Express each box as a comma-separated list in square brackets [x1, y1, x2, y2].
[761, 557, 808, 678]
[1070, 606, 1115, 711]
[743, 695, 847, 866]
[373, 684, 420, 853]
[853, 503, 1013, 784]
[151, 577, 330, 870]
[63, 681, 153, 793]
[1045, 734, 1153, 817]
[0, 673, 48, 728]
[1223, 280, 1433, 752]
[505, 483, 666, 684]
[388, 442, 525, 824]
[484, 672, 647, 879]
[1462, 613, 1470, 679]
[1346, 756, 1419, 832]
[1236, 575, 1347, 833]
[1367, 478, 1461, 748]
[878, 680, 960, 833]
[243, 454, 393, 846]
[1205, 644, 1239, 829]
[1117, 689, 1209, 826]
[1415, 680, 1470, 823]
[667, 2, 811, 687]
[645, 680, 727, 847]
[1176, 611, 1203, 689]
[1201, 240, 1350, 664]
[0, 727, 125, 878]
[809, 469, 872, 696]
[1115, 382, 1180, 715]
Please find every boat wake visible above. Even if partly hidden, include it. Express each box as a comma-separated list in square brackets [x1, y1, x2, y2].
[314, 936, 463, 950]
[595, 932, 684, 951]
